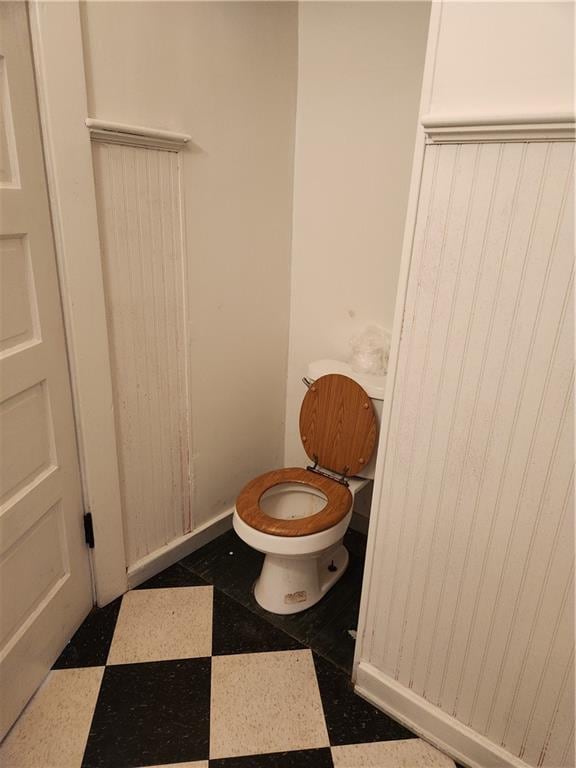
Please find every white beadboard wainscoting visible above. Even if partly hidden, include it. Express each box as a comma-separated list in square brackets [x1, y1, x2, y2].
[92, 135, 195, 569]
[355, 139, 574, 768]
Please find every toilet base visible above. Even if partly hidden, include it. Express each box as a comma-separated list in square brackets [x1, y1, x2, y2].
[253, 543, 349, 615]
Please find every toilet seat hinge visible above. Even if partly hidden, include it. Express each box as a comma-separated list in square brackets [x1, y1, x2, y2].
[306, 455, 350, 486]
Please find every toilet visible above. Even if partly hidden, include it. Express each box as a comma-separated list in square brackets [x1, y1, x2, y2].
[233, 359, 386, 614]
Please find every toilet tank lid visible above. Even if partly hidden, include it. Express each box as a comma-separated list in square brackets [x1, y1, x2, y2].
[307, 359, 386, 400]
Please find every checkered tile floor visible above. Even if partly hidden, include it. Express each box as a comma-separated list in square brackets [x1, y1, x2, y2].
[1, 557, 457, 767]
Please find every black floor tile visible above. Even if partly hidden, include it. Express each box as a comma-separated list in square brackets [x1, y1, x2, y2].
[308, 610, 360, 673]
[135, 562, 209, 590]
[210, 748, 334, 767]
[300, 551, 365, 672]
[212, 589, 304, 656]
[181, 529, 264, 603]
[313, 653, 416, 746]
[342, 528, 368, 561]
[52, 597, 122, 669]
[179, 528, 368, 674]
[82, 658, 211, 767]
[183, 528, 367, 674]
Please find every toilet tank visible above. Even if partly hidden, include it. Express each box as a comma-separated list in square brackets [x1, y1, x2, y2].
[306, 359, 387, 480]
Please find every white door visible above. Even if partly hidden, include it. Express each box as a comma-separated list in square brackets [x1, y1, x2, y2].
[0, 2, 93, 739]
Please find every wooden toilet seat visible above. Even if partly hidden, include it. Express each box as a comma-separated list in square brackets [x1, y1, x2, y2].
[235, 467, 352, 537]
[236, 374, 378, 538]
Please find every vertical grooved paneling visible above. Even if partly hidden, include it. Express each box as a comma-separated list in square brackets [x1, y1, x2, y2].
[366, 145, 441, 663]
[420, 143, 500, 697]
[464, 147, 574, 731]
[379, 145, 458, 673]
[400, 145, 481, 690]
[559, 723, 574, 768]
[364, 141, 574, 768]
[93, 143, 191, 566]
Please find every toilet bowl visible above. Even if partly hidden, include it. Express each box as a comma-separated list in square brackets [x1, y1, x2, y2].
[233, 476, 367, 613]
[233, 363, 385, 615]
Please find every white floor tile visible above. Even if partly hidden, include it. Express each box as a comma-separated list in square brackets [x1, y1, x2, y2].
[331, 738, 456, 767]
[107, 586, 212, 664]
[138, 763, 208, 767]
[210, 649, 329, 759]
[0, 667, 104, 768]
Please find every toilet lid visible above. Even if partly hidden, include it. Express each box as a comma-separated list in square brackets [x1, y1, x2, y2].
[299, 373, 378, 478]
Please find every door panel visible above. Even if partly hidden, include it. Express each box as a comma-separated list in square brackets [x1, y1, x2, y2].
[0, 2, 93, 738]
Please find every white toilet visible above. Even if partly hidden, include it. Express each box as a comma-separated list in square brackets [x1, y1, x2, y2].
[233, 359, 385, 614]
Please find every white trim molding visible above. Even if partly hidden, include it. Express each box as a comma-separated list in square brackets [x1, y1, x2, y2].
[422, 112, 576, 143]
[127, 507, 234, 589]
[29, 0, 128, 606]
[86, 118, 191, 151]
[355, 663, 532, 768]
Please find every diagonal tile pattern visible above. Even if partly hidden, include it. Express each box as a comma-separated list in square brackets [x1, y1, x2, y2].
[331, 739, 457, 767]
[0, 668, 104, 768]
[0, 530, 458, 768]
[210, 650, 329, 759]
[211, 588, 304, 656]
[181, 529, 367, 673]
[209, 751, 334, 767]
[313, 653, 415, 745]
[82, 658, 211, 767]
[52, 598, 122, 670]
[106, 586, 213, 664]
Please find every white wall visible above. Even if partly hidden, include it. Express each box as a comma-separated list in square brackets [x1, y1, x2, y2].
[81, 2, 297, 566]
[284, 2, 430, 467]
[356, 4, 575, 768]
[428, 1, 574, 117]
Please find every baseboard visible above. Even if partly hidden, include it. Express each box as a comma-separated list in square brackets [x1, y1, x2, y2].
[354, 661, 531, 768]
[127, 506, 234, 589]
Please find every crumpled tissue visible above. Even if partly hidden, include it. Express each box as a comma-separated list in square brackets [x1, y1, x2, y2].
[349, 325, 391, 376]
